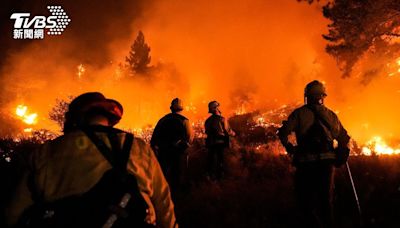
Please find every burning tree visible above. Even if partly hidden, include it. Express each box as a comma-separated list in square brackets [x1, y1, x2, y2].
[125, 30, 152, 75]
[302, 0, 400, 80]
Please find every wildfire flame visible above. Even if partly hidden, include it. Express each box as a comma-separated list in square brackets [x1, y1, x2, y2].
[23, 128, 33, 133]
[235, 104, 247, 115]
[11, 101, 400, 157]
[397, 59, 400, 73]
[387, 58, 400, 77]
[15, 105, 38, 125]
[361, 136, 400, 156]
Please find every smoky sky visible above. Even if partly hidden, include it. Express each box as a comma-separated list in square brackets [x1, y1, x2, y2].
[1, 0, 148, 63]
[0, 0, 153, 136]
[1, 0, 400, 144]
[0, 0, 152, 113]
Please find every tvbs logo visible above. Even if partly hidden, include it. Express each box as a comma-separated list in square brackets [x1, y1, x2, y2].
[10, 6, 70, 40]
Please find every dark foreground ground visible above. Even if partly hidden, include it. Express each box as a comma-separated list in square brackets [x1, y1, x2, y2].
[171, 140, 400, 228]
[1, 138, 400, 228]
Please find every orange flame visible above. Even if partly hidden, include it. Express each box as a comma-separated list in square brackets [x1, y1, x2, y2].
[77, 64, 85, 79]
[361, 136, 400, 156]
[15, 105, 38, 125]
[235, 105, 247, 115]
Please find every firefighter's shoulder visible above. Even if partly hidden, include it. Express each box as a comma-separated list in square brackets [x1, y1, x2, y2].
[288, 105, 308, 118]
[320, 105, 341, 122]
[174, 113, 189, 121]
[131, 136, 150, 153]
[130, 136, 153, 160]
[205, 115, 213, 123]
[159, 113, 173, 122]
[33, 130, 84, 163]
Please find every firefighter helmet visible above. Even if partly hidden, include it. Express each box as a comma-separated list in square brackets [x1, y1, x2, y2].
[170, 98, 184, 112]
[65, 92, 123, 131]
[304, 80, 327, 98]
[208, 101, 220, 113]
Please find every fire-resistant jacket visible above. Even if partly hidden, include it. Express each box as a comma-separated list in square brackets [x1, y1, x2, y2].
[205, 114, 235, 146]
[6, 128, 177, 228]
[150, 113, 193, 150]
[278, 104, 350, 163]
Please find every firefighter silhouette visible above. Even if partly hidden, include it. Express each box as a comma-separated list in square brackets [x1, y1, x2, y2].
[6, 92, 177, 228]
[205, 101, 235, 181]
[151, 98, 193, 196]
[278, 81, 350, 228]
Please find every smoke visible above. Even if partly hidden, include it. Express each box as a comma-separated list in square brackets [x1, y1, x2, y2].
[137, 0, 334, 114]
[1, 0, 400, 145]
[134, 0, 400, 144]
[0, 0, 150, 131]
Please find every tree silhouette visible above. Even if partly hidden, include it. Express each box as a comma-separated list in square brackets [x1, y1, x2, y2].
[125, 31, 151, 75]
[301, 0, 400, 79]
[49, 96, 74, 130]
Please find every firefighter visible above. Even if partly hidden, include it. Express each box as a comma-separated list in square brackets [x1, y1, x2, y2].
[6, 92, 177, 228]
[205, 101, 235, 181]
[150, 98, 193, 196]
[278, 80, 350, 228]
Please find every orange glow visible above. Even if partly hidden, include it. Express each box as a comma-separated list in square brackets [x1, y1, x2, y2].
[387, 58, 400, 76]
[361, 136, 400, 156]
[16, 105, 27, 117]
[15, 105, 38, 125]
[235, 105, 247, 115]
[23, 128, 33, 133]
[2, 0, 400, 157]
[185, 102, 198, 114]
[77, 64, 85, 79]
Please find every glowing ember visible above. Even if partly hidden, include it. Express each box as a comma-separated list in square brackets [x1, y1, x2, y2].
[15, 105, 38, 125]
[23, 128, 33, 133]
[185, 102, 197, 113]
[131, 127, 154, 143]
[77, 64, 85, 79]
[361, 136, 400, 156]
[256, 117, 265, 125]
[388, 58, 400, 76]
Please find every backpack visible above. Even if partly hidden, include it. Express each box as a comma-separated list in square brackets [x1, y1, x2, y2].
[205, 115, 230, 148]
[298, 106, 334, 155]
[152, 113, 188, 151]
[17, 126, 154, 228]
